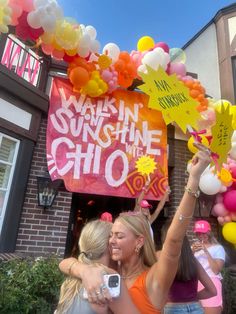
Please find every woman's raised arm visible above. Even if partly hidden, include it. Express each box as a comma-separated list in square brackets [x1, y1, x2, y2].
[147, 143, 212, 308]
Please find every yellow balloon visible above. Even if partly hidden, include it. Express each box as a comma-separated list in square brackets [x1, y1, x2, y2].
[65, 48, 77, 56]
[137, 36, 155, 52]
[40, 32, 54, 45]
[218, 168, 232, 186]
[222, 222, 236, 244]
[187, 135, 209, 154]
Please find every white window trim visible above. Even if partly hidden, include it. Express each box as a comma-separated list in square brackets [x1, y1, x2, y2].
[0, 133, 20, 235]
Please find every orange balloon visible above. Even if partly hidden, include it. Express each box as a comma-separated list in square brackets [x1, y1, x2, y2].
[190, 89, 200, 98]
[201, 98, 209, 106]
[119, 51, 130, 62]
[69, 66, 90, 88]
[185, 80, 194, 88]
[197, 94, 204, 102]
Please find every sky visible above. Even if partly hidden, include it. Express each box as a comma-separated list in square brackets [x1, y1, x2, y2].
[57, 0, 235, 52]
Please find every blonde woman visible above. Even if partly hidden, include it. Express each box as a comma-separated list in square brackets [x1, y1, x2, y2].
[56, 219, 140, 314]
[59, 143, 211, 313]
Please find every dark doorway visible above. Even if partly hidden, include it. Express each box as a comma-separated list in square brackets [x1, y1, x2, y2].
[64, 193, 167, 257]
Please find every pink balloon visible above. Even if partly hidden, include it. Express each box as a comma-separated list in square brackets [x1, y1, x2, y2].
[223, 190, 236, 213]
[231, 167, 236, 178]
[224, 215, 232, 222]
[230, 213, 236, 221]
[41, 43, 53, 55]
[212, 203, 228, 217]
[216, 194, 223, 203]
[9, 2, 22, 18]
[217, 216, 225, 225]
[154, 42, 169, 53]
[52, 49, 65, 60]
[182, 75, 194, 81]
[168, 62, 186, 77]
[101, 70, 112, 81]
[22, 0, 34, 12]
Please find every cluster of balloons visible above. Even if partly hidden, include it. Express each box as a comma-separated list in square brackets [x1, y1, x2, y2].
[187, 118, 236, 246]
[0, 0, 212, 104]
[182, 79, 209, 112]
[2, 0, 235, 245]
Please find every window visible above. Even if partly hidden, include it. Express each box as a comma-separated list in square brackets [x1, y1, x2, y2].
[0, 133, 20, 234]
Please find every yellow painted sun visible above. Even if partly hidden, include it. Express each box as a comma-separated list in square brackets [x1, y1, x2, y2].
[135, 155, 157, 176]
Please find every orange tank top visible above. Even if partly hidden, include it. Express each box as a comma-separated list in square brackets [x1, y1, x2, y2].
[128, 271, 161, 314]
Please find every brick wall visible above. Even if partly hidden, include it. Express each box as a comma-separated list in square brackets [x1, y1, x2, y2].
[167, 138, 218, 242]
[15, 116, 72, 257]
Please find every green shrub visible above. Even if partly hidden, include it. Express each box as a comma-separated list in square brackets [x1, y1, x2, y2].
[222, 266, 236, 314]
[0, 256, 64, 314]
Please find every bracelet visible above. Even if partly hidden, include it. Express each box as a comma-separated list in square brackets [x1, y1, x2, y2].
[178, 212, 193, 222]
[68, 260, 78, 276]
[184, 186, 200, 198]
[176, 207, 193, 222]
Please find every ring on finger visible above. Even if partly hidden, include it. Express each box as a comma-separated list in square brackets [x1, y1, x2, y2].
[100, 283, 107, 291]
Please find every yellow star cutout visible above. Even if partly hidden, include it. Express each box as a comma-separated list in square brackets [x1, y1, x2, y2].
[135, 155, 157, 176]
[210, 103, 234, 168]
[138, 66, 201, 133]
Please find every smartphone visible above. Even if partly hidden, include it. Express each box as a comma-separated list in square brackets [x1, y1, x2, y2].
[82, 274, 121, 299]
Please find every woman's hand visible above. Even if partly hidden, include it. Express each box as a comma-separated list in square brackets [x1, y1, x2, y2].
[191, 241, 204, 253]
[81, 264, 113, 304]
[189, 143, 212, 180]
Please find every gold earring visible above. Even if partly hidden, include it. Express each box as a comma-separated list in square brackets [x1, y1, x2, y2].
[135, 246, 140, 254]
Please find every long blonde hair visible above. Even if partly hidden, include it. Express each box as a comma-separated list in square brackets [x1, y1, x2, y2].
[116, 212, 157, 267]
[56, 220, 112, 313]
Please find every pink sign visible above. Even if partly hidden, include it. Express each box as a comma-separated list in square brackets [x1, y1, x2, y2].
[1, 37, 40, 86]
[47, 78, 168, 199]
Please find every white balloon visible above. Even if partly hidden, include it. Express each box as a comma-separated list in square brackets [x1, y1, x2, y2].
[230, 144, 236, 160]
[153, 47, 170, 68]
[201, 165, 212, 176]
[77, 45, 90, 58]
[199, 173, 222, 195]
[89, 53, 99, 62]
[54, 6, 63, 19]
[41, 14, 56, 32]
[27, 11, 42, 29]
[102, 43, 120, 63]
[231, 131, 236, 144]
[79, 34, 91, 48]
[90, 39, 100, 53]
[85, 25, 97, 40]
[137, 64, 147, 74]
[142, 50, 163, 70]
[141, 47, 170, 71]
[34, 0, 48, 9]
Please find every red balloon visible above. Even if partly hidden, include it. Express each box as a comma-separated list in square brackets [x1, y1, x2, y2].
[223, 190, 236, 213]
[63, 53, 77, 63]
[15, 11, 43, 41]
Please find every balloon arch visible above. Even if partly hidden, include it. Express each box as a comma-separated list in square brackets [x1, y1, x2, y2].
[1, 0, 236, 246]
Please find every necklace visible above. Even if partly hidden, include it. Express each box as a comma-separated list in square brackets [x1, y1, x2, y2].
[120, 268, 144, 279]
